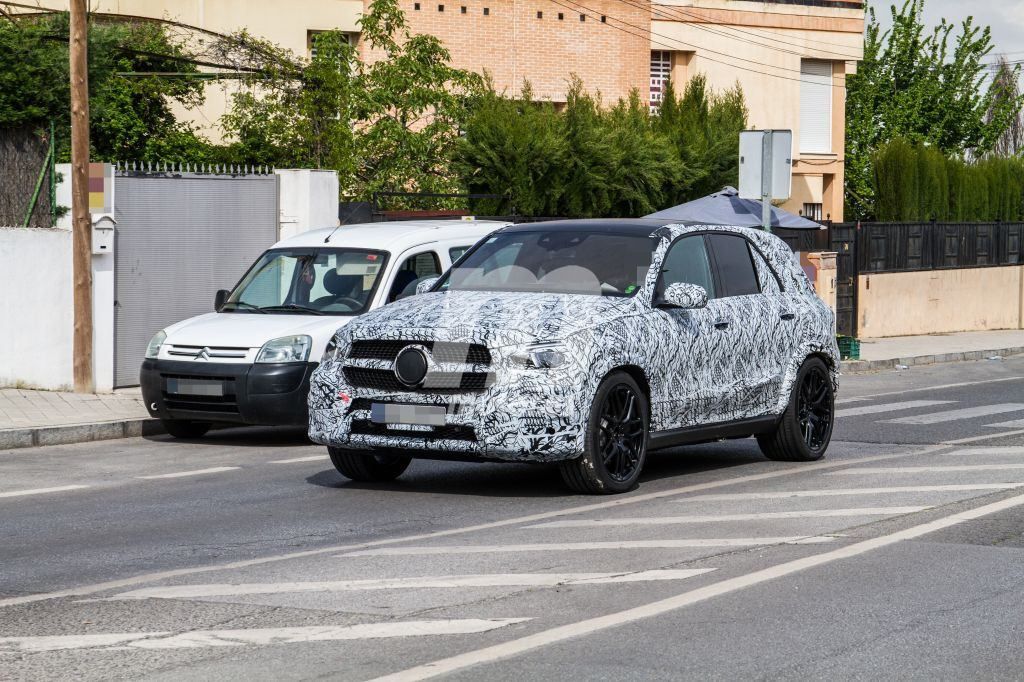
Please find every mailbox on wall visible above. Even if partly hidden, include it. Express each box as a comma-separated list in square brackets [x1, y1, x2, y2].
[92, 216, 115, 255]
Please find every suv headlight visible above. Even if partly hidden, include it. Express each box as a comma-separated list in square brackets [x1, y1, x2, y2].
[256, 335, 312, 363]
[145, 330, 166, 359]
[321, 336, 340, 363]
[511, 342, 567, 369]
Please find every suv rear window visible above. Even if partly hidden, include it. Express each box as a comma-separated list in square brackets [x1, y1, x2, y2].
[708, 234, 760, 298]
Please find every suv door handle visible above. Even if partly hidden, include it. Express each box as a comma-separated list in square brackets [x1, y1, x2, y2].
[780, 312, 796, 321]
[714, 320, 730, 330]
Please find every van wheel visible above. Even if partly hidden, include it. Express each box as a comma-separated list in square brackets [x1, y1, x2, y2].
[559, 371, 649, 494]
[329, 448, 411, 482]
[757, 357, 834, 462]
[160, 419, 211, 439]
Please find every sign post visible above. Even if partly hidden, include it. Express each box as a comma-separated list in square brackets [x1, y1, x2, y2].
[739, 130, 793, 233]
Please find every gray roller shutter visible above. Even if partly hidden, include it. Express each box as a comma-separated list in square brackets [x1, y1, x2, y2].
[114, 173, 279, 387]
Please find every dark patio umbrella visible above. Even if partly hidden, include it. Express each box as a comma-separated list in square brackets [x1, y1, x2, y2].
[646, 186, 823, 229]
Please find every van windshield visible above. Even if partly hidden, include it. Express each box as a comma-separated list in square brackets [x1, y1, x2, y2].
[222, 248, 388, 315]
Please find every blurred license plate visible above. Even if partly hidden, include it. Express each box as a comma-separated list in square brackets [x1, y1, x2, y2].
[166, 378, 224, 397]
[370, 403, 446, 426]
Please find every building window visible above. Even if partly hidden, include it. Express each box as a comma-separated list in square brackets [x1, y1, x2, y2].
[600, 15, 606, 22]
[650, 50, 672, 112]
[483, 6, 489, 14]
[800, 60, 833, 154]
[438, 4, 444, 11]
[414, 2, 420, 8]
[557, 12, 563, 19]
[537, 10, 542, 18]
[461, 5, 466, 12]
[802, 203, 823, 222]
[308, 30, 356, 60]
[579, 13, 585, 21]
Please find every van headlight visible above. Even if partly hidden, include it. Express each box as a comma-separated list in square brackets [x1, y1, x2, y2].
[510, 342, 567, 369]
[256, 335, 312, 363]
[145, 330, 166, 359]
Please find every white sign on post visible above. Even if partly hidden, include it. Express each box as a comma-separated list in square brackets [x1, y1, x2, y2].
[738, 130, 793, 232]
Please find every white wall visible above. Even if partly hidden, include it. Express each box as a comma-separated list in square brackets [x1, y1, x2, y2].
[0, 228, 74, 390]
[276, 169, 340, 241]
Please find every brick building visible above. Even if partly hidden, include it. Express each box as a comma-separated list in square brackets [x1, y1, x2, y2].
[22, 0, 865, 219]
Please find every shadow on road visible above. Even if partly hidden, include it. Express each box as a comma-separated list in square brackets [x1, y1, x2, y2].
[145, 425, 311, 448]
[304, 439, 768, 498]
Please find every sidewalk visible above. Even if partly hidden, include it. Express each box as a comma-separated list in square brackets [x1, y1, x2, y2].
[2, 328, 1024, 450]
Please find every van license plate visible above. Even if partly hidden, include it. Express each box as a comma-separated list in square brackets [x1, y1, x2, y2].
[370, 403, 446, 426]
[167, 378, 224, 397]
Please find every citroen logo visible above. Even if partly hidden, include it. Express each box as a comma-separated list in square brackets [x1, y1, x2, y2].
[196, 347, 211, 361]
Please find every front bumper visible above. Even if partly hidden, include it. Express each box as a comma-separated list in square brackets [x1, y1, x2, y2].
[307, 361, 589, 463]
[141, 359, 316, 426]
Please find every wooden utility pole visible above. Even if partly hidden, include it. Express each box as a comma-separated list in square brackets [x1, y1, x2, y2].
[70, 0, 94, 393]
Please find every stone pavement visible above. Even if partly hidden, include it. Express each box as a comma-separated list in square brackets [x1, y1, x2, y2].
[0, 387, 146, 430]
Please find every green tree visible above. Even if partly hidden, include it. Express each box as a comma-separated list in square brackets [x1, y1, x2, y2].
[846, 0, 1024, 219]
[0, 13, 210, 161]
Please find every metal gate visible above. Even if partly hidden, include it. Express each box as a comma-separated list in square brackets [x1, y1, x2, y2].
[829, 223, 858, 338]
[114, 170, 279, 387]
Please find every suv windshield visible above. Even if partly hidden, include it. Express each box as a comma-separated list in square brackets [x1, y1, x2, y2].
[438, 230, 656, 297]
[223, 248, 388, 315]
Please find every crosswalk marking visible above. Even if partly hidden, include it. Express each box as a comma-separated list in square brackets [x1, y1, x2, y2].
[834, 400, 955, 419]
[884, 403, 1024, 425]
[985, 419, 1024, 430]
[268, 455, 330, 464]
[338, 538, 835, 558]
[110, 570, 717, 600]
[0, 619, 529, 653]
[683, 484, 1024, 501]
[524, 507, 931, 529]
[0, 485, 90, 499]
[830, 464, 1024, 475]
[137, 467, 240, 480]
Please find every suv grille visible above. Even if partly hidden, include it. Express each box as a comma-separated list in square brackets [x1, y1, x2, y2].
[343, 367, 490, 393]
[349, 340, 491, 365]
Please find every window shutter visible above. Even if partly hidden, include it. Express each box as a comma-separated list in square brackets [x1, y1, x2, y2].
[799, 60, 832, 154]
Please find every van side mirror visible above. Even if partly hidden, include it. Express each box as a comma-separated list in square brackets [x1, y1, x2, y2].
[657, 282, 708, 310]
[415, 277, 440, 295]
[215, 289, 230, 312]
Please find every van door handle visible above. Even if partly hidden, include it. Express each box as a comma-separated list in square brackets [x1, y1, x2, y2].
[780, 312, 796, 321]
[714, 320, 730, 330]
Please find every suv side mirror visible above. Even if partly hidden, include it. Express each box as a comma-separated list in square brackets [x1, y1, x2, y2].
[657, 282, 708, 310]
[415, 277, 440, 295]
[214, 289, 230, 312]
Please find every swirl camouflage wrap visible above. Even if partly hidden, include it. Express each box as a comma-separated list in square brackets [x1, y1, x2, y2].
[308, 222, 839, 463]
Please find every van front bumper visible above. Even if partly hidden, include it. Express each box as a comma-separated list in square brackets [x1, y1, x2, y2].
[140, 359, 316, 426]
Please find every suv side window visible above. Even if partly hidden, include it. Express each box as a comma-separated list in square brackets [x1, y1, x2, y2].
[748, 245, 782, 294]
[708, 234, 760, 297]
[388, 251, 441, 302]
[659, 235, 716, 298]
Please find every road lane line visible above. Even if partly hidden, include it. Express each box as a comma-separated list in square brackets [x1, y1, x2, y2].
[0, 619, 529, 653]
[985, 419, 1024, 429]
[0, 445, 945, 609]
[268, 455, 330, 464]
[830, 464, 1024, 475]
[136, 467, 240, 480]
[943, 428, 1024, 445]
[838, 376, 1024, 403]
[884, 403, 1024, 425]
[524, 507, 931, 528]
[942, 447, 1024, 456]
[110, 570, 717, 600]
[374, 491, 1024, 682]
[834, 400, 955, 419]
[339, 538, 835, 557]
[0, 485, 90, 499]
[683, 484, 1024, 501]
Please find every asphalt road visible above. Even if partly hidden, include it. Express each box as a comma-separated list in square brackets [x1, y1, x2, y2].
[3, 357, 1024, 680]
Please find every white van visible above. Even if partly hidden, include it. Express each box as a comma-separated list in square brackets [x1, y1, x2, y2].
[140, 219, 507, 437]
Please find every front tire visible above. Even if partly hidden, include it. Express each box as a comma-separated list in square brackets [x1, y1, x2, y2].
[160, 419, 211, 439]
[329, 448, 412, 482]
[559, 372, 649, 494]
[757, 357, 834, 462]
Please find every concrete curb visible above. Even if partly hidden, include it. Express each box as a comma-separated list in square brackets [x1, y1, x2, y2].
[841, 346, 1024, 375]
[0, 418, 165, 451]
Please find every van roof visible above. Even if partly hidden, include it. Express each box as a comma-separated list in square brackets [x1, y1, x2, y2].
[272, 219, 511, 251]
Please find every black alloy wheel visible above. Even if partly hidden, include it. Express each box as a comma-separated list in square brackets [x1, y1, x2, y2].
[560, 371, 649, 494]
[758, 357, 834, 462]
